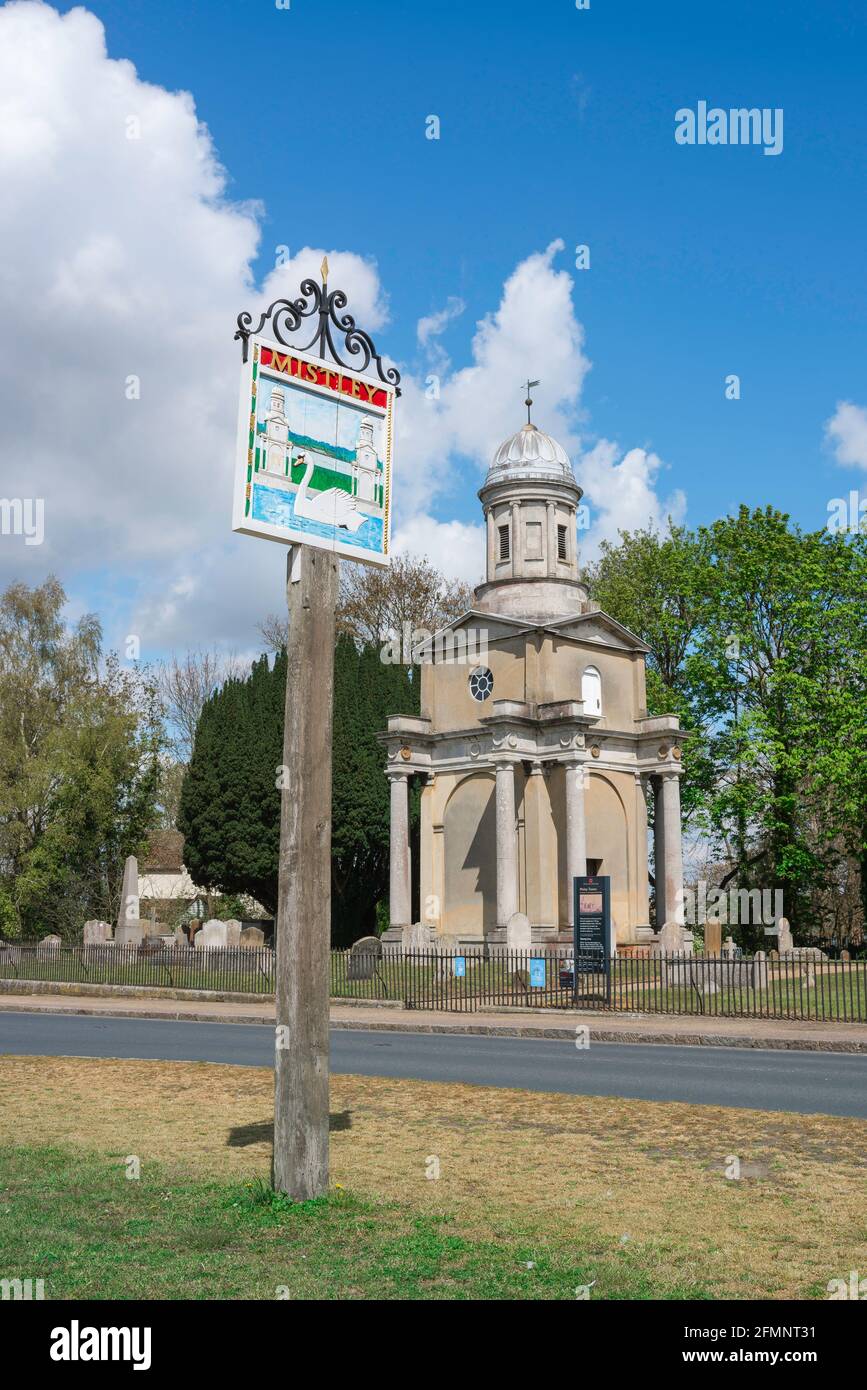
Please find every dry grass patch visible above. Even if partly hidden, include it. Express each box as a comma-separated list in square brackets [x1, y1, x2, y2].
[1, 1055, 865, 1299]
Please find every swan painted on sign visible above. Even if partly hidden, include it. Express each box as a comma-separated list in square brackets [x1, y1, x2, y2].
[292, 452, 366, 533]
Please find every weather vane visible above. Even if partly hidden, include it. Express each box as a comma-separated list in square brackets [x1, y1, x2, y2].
[523, 378, 540, 425]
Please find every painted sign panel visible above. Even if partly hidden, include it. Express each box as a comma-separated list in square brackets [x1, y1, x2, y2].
[233, 336, 394, 566]
[529, 958, 546, 989]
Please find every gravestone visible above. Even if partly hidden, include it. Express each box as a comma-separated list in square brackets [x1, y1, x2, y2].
[722, 935, 737, 958]
[402, 921, 434, 950]
[841, 949, 851, 963]
[507, 911, 532, 953]
[347, 935, 382, 982]
[115, 855, 143, 945]
[752, 950, 769, 991]
[777, 918, 794, 953]
[658, 921, 690, 987]
[143, 905, 161, 938]
[240, 926, 265, 948]
[196, 919, 226, 949]
[704, 920, 722, 956]
[37, 934, 61, 953]
[83, 920, 111, 945]
[658, 921, 686, 954]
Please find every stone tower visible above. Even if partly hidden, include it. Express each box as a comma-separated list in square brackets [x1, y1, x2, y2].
[476, 419, 588, 619]
[381, 412, 687, 949]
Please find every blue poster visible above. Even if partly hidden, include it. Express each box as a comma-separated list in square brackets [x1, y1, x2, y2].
[453, 956, 466, 978]
[529, 958, 546, 988]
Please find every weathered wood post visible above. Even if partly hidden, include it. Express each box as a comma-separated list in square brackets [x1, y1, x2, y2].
[273, 543, 339, 1198]
[233, 264, 399, 1201]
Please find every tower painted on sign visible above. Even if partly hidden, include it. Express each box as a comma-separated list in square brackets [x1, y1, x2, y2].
[382, 401, 686, 949]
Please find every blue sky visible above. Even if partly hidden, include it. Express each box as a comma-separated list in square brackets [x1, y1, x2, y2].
[64, 0, 867, 535]
[2, 0, 866, 654]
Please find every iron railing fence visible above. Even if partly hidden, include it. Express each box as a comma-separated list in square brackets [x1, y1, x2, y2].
[0, 942, 276, 994]
[2, 942, 866, 1022]
[340, 948, 867, 1022]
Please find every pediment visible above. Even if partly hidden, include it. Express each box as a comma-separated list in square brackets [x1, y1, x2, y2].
[431, 607, 649, 654]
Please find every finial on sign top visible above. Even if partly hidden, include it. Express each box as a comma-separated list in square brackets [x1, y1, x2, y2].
[523, 378, 540, 426]
[320, 255, 329, 285]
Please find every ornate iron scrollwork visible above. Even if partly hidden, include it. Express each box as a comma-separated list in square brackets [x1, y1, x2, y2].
[235, 274, 401, 395]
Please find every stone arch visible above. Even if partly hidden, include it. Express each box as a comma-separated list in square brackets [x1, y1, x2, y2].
[442, 772, 497, 938]
[585, 771, 630, 938]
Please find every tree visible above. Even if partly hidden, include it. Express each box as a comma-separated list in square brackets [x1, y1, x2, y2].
[155, 648, 245, 826]
[330, 636, 419, 943]
[179, 653, 284, 914]
[583, 524, 715, 823]
[585, 512, 867, 944]
[0, 577, 162, 939]
[690, 508, 867, 942]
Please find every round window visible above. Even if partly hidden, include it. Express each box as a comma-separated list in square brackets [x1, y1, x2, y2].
[468, 667, 494, 701]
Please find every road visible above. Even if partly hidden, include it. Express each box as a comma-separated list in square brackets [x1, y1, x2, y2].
[1, 1011, 866, 1117]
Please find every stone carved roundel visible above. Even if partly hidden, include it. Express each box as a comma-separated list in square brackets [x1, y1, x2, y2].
[468, 666, 494, 701]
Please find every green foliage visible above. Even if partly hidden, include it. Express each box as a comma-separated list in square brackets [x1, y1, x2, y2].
[179, 652, 285, 915]
[179, 638, 418, 943]
[0, 577, 162, 939]
[331, 636, 419, 943]
[585, 511, 867, 941]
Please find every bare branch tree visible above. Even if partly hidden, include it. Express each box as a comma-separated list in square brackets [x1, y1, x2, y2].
[257, 611, 289, 653]
[258, 553, 476, 653]
[157, 648, 245, 763]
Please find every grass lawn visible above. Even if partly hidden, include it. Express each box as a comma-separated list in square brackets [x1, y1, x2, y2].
[0, 1055, 865, 1300]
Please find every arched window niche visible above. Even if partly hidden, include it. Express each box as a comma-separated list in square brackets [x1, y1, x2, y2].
[581, 665, 602, 717]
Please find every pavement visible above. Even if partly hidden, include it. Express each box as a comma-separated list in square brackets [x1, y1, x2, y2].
[1, 985, 866, 1052]
[3, 1010, 867, 1116]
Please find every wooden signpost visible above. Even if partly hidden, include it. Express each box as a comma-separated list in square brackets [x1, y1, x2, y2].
[234, 264, 400, 1198]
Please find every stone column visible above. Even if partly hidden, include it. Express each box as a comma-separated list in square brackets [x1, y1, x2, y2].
[495, 760, 519, 929]
[486, 509, 496, 578]
[564, 760, 588, 928]
[632, 772, 650, 933]
[661, 772, 684, 925]
[652, 774, 666, 928]
[510, 501, 522, 577]
[546, 501, 557, 577]
[524, 761, 556, 931]
[388, 771, 411, 930]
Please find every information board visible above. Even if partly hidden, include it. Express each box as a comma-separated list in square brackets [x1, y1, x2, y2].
[573, 875, 612, 975]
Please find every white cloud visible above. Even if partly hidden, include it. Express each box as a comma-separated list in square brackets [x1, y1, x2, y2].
[417, 296, 465, 374]
[577, 440, 687, 558]
[397, 240, 590, 516]
[0, 4, 682, 652]
[0, 2, 389, 652]
[825, 401, 867, 471]
[391, 514, 485, 587]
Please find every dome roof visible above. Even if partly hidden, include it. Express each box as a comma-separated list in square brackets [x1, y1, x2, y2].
[486, 422, 575, 485]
